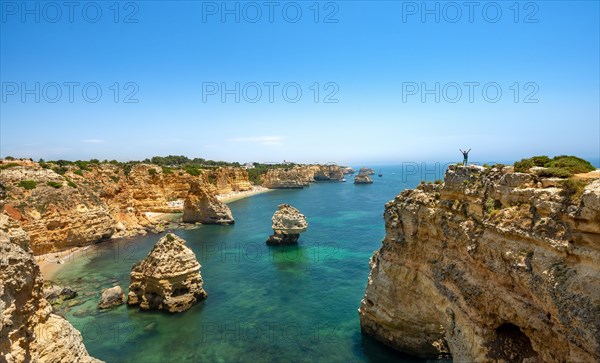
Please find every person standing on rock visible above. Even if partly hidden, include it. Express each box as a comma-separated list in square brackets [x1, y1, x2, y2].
[460, 149, 471, 166]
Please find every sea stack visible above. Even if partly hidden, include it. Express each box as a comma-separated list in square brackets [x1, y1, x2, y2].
[266, 204, 308, 245]
[354, 172, 373, 184]
[128, 233, 207, 313]
[182, 181, 234, 224]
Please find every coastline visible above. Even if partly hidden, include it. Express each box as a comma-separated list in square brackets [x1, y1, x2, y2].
[216, 186, 272, 203]
[38, 186, 271, 280]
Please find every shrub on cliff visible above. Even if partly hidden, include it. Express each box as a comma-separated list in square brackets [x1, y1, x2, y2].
[0, 163, 20, 170]
[47, 181, 63, 189]
[148, 168, 157, 176]
[514, 155, 595, 176]
[547, 156, 595, 174]
[560, 179, 590, 204]
[18, 180, 37, 190]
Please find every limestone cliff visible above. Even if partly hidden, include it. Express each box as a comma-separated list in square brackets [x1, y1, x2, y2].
[0, 163, 251, 254]
[261, 165, 344, 189]
[0, 213, 102, 363]
[359, 165, 600, 362]
[128, 233, 207, 313]
[182, 181, 234, 224]
[0, 166, 115, 255]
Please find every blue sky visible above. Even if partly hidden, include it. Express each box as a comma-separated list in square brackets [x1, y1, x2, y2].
[1, 1, 599, 164]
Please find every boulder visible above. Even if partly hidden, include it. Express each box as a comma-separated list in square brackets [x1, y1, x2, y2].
[128, 233, 207, 313]
[266, 204, 308, 245]
[98, 286, 125, 309]
[182, 181, 234, 225]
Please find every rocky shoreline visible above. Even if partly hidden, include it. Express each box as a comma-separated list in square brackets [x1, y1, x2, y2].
[359, 165, 600, 361]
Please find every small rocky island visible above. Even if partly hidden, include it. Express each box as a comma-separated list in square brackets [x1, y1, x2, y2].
[354, 170, 373, 184]
[266, 204, 308, 245]
[182, 181, 234, 224]
[128, 233, 207, 313]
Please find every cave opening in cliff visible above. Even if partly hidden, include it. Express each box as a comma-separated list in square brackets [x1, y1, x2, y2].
[487, 323, 539, 362]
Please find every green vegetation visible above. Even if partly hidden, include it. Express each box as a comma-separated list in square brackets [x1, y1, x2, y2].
[4, 156, 15, 160]
[73, 169, 84, 176]
[0, 163, 19, 170]
[47, 181, 63, 189]
[161, 166, 173, 174]
[146, 155, 240, 167]
[434, 179, 443, 184]
[148, 168, 158, 176]
[207, 174, 217, 184]
[53, 166, 68, 175]
[66, 178, 77, 188]
[18, 180, 37, 190]
[485, 198, 500, 217]
[185, 165, 201, 176]
[560, 179, 590, 204]
[514, 155, 595, 177]
[110, 176, 120, 183]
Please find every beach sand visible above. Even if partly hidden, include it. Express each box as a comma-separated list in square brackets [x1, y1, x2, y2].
[216, 186, 272, 203]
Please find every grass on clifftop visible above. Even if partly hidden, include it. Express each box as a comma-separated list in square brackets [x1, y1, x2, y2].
[514, 155, 596, 177]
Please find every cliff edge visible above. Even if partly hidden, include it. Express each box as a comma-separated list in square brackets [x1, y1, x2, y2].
[359, 165, 599, 362]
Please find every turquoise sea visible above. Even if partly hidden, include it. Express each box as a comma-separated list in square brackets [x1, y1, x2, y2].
[50, 165, 446, 362]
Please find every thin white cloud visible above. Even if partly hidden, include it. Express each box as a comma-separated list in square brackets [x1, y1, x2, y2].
[81, 139, 105, 144]
[229, 136, 283, 146]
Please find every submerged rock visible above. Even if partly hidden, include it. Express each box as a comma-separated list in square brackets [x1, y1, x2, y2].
[266, 204, 308, 245]
[182, 181, 234, 225]
[98, 286, 125, 309]
[128, 233, 207, 313]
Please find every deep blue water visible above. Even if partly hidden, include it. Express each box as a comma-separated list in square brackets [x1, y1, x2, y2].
[52, 166, 437, 362]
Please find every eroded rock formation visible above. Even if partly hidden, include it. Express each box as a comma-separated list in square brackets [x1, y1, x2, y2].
[354, 172, 373, 184]
[0, 213, 102, 362]
[266, 204, 308, 245]
[359, 165, 600, 362]
[182, 181, 234, 224]
[128, 233, 207, 313]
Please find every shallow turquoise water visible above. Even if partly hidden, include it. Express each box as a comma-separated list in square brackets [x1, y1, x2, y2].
[53, 166, 433, 362]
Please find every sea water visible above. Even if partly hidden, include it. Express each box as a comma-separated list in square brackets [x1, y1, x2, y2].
[51, 166, 441, 362]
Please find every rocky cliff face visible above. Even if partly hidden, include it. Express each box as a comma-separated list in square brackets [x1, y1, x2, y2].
[0, 167, 115, 255]
[0, 213, 102, 362]
[128, 233, 207, 313]
[359, 165, 600, 362]
[0, 163, 251, 255]
[261, 165, 344, 189]
[182, 181, 234, 224]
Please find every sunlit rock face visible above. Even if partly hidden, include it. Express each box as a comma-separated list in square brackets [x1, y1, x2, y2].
[359, 165, 600, 362]
[182, 181, 234, 225]
[0, 213, 103, 363]
[128, 233, 207, 313]
[266, 204, 308, 245]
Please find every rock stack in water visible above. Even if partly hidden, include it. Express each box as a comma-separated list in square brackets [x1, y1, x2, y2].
[354, 171, 373, 184]
[182, 181, 234, 224]
[266, 204, 308, 245]
[128, 233, 207, 313]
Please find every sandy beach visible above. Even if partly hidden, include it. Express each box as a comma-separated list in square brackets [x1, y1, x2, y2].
[216, 186, 272, 203]
[36, 245, 92, 280]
